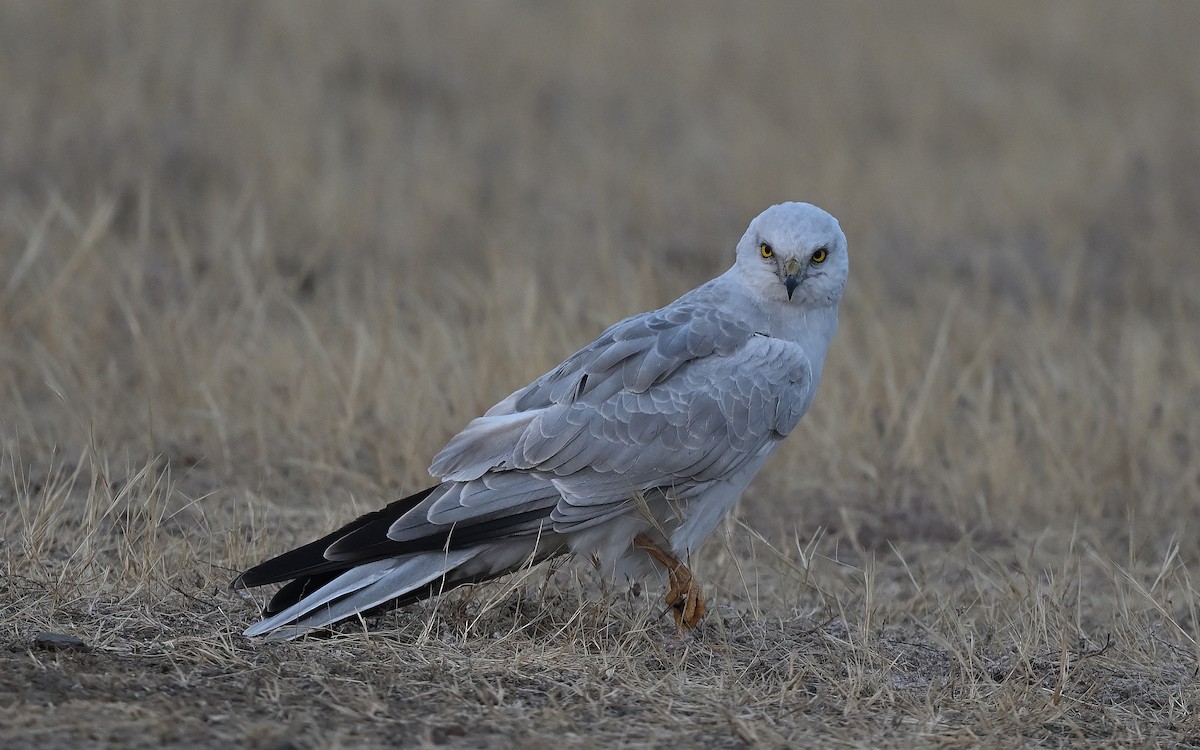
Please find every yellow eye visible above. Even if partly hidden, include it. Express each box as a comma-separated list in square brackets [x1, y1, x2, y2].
[810, 247, 828, 264]
[759, 243, 774, 259]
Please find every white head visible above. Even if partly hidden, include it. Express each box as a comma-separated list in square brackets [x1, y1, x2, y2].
[733, 202, 848, 307]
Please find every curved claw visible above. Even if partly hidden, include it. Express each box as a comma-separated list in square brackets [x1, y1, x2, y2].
[668, 572, 706, 629]
[634, 533, 706, 630]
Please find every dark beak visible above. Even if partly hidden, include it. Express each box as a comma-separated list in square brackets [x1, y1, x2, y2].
[784, 275, 800, 299]
[782, 258, 802, 299]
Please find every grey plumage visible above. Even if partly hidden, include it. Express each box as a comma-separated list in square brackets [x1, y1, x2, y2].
[234, 201, 849, 639]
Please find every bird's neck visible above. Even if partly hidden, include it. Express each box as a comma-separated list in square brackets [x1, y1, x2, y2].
[693, 269, 841, 369]
[744, 287, 840, 394]
[763, 299, 839, 354]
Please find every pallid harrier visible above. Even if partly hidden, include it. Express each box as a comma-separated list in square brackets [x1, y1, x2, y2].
[234, 202, 848, 639]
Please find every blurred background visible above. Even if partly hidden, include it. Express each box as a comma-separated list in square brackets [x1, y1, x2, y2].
[5, 5, 1200, 744]
[4, 3, 1197, 268]
[2, 1, 1198, 549]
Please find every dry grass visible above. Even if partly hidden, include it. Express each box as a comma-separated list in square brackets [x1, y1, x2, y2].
[3, 2, 1200, 747]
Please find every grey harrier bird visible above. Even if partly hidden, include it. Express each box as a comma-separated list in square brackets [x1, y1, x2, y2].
[234, 201, 848, 639]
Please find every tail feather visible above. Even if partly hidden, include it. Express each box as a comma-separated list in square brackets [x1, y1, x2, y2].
[233, 486, 440, 589]
[266, 570, 342, 615]
[243, 558, 398, 637]
[234, 482, 568, 638]
[259, 548, 482, 640]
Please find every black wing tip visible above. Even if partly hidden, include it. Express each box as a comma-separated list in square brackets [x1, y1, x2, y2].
[230, 484, 444, 591]
[230, 560, 272, 590]
[230, 538, 337, 590]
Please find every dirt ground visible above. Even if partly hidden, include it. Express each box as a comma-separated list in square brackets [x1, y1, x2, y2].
[3, 2, 1200, 748]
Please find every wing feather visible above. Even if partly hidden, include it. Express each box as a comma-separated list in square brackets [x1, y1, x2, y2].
[429, 296, 755, 480]
[424, 290, 812, 533]
[543, 334, 813, 507]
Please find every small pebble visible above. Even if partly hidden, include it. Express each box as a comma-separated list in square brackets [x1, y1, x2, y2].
[31, 631, 90, 652]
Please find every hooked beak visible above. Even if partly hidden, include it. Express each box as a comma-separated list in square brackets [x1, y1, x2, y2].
[783, 258, 801, 300]
[784, 275, 801, 299]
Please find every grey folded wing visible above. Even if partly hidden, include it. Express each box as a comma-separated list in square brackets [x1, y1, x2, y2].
[423, 300, 815, 532]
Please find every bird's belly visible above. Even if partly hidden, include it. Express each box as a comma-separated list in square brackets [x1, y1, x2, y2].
[564, 442, 779, 582]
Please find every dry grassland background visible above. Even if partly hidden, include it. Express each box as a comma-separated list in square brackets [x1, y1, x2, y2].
[3, 2, 1200, 748]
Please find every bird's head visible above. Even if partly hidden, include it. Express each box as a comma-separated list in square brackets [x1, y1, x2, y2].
[734, 202, 848, 307]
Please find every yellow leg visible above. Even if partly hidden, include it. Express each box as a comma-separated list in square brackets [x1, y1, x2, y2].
[634, 533, 706, 629]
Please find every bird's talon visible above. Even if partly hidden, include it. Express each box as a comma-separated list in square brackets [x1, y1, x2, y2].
[635, 532, 706, 630]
